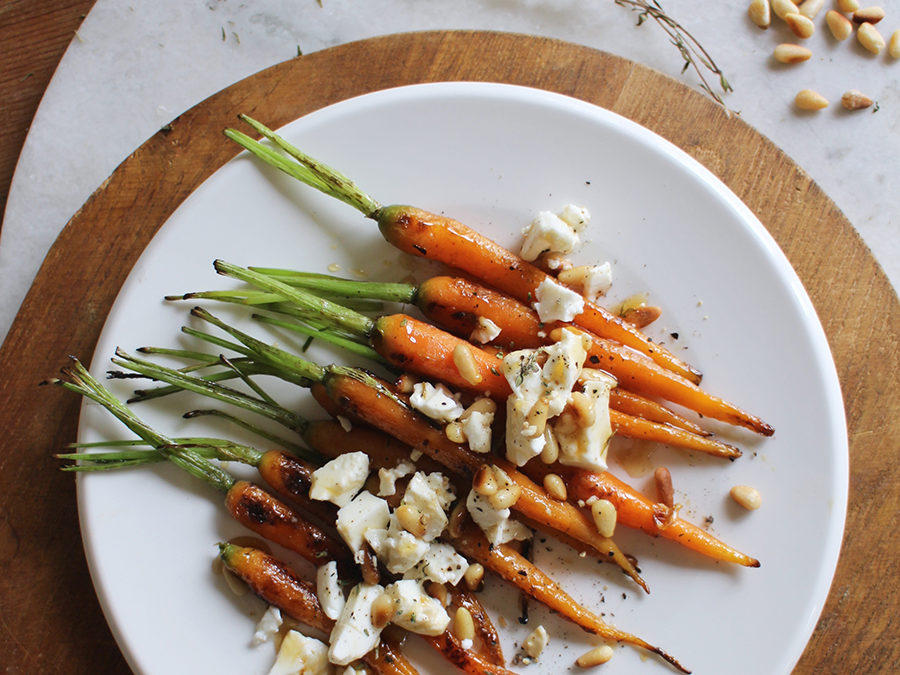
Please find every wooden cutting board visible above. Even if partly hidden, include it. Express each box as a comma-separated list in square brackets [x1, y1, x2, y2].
[1, 31, 897, 674]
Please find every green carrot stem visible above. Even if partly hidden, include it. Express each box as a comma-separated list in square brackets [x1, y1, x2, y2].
[189, 307, 327, 385]
[183, 409, 312, 458]
[166, 289, 286, 305]
[227, 115, 381, 218]
[112, 348, 309, 433]
[251, 313, 387, 364]
[51, 359, 235, 493]
[214, 260, 375, 338]
[218, 354, 279, 407]
[248, 267, 417, 303]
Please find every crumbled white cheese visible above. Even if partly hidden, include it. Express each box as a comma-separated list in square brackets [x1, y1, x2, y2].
[466, 489, 532, 547]
[532, 277, 585, 323]
[401, 472, 452, 541]
[251, 605, 282, 646]
[342, 666, 365, 675]
[501, 330, 589, 466]
[328, 583, 385, 666]
[520, 211, 579, 261]
[309, 452, 369, 507]
[558, 262, 613, 303]
[406, 541, 470, 586]
[377, 459, 416, 497]
[470, 316, 502, 344]
[460, 409, 494, 454]
[554, 370, 617, 472]
[409, 381, 465, 422]
[335, 491, 390, 556]
[383, 580, 451, 636]
[461, 638, 474, 650]
[365, 516, 430, 574]
[267, 630, 332, 675]
[558, 204, 591, 233]
[316, 561, 346, 621]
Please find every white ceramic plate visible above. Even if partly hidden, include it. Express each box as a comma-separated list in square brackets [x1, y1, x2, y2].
[78, 82, 847, 674]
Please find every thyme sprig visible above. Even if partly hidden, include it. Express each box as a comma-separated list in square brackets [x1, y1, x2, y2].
[615, 0, 732, 108]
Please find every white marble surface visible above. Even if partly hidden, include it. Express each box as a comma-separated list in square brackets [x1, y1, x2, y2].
[1, 0, 897, 346]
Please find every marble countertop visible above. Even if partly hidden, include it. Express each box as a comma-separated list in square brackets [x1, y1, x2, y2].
[1, 0, 897, 346]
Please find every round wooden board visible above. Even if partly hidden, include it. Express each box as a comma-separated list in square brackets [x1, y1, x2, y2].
[1, 31, 897, 674]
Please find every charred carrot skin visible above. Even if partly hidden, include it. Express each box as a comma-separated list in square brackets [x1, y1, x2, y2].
[224, 481, 357, 577]
[416, 274, 773, 437]
[564, 470, 760, 568]
[449, 585, 505, 667]
[377, 205, 702, 384]
[448, 524, 689, 674]
[424, 631, 515, 675]
[319, 370, 648, 592]
[219, 543, 418, 675]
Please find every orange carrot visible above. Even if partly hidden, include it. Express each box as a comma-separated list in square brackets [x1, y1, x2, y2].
[225, 119, 701, 385]
[609, 388, 710, 436]
[448, 585, 505, 667]
[448, 523, 689, 673]
[563, 469, 760, 568]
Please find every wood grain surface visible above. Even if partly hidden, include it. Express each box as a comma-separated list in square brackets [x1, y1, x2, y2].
[0, 30, 897, 674]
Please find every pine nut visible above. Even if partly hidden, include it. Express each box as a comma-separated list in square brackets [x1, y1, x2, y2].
[773, 43, 813, 63]
[490, 485, 522, 510]
[654, 466, 674, 508]
[371, 592, 395, 628]
[461, 397, 497, 420]
[794, 89, 829, 110]
[540, 427, 560, 464]
[425, 581, 449, 607]
[569, 391, 596, 427]
[396, 504, 427, 538]
[621, 305, 661, 329]
[576, 644, 615, 668]
[772, 0, 799, 20]
[522, 625, 550, 659]
[890, 29, 900, 58]
[730, 485, 762, 510]
[445, 421, 466, 444]
[525, 397, 551, 436]
[785, 12, 815, 37]
[453, 607, 476, 642]
[448, 499, 469, 538]
[453, 343, 483, 386]
[857, 22, 886, 53]
[798, 0, 825, 19]
[825, 10, 853, 40]
[490, 464, 514, 488]
[395, 373, 417, 394]
[852, 6, 885, 24]
[543, 473, 568, 501]
[591, 498, 617, 538]
[473, 465, 499, 496]
[748, 0, 771, 27]
[837, 0, 859, 11]
[841, 89, 874, 110]
[463, 562, 485, 591]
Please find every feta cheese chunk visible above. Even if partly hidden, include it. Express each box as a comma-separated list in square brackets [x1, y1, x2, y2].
[365, 516, 430, 574]
[554, 370, 617, 472]
[401, 472, 453, 541]
[460, 409, 494, 454]
[377, 459, 416, 497]
[383, 580, 451, 636]
[558, 204, 591, 233]
[501, 330, 589, 466]
[336, 491, 390, 556]
[470, 316, 502, 344]
[520, 211, 579, 261]
[466, 490, 532, 547]
[317, 561, 346, 621]
[558, 262, 613, 303]
[309, 452, 369, 507]
[252, 605, 282, 646]
[532, 277, 585, 323]
[268, 630, 332, 675]
[328, 583, 385, 666]
[407, 542, 470, 586]
[410, 381, 465, 423]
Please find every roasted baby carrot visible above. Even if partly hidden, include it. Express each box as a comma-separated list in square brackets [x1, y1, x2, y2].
[224, 116, 701, 384]
[448, 523, 689, 673]
[219, 543, 418, 675]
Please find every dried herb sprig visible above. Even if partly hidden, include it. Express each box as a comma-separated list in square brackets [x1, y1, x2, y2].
[615, 0, 732, 107]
